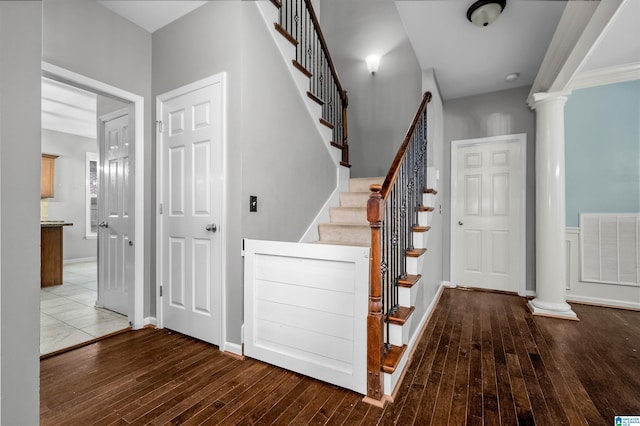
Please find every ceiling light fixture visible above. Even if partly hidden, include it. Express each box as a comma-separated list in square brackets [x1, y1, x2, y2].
[366, 55, 381, 75]
[505, 72, 520, 82]
[467, 0, 506, 27]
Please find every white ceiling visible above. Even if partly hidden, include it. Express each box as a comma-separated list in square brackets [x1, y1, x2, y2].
[97, 1, 208, 33]
[395, 0, 568, 100]
[42, 78, 97, 139]
[578, 0, 640, 73]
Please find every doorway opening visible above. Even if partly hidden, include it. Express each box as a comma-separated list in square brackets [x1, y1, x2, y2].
[40, 63, 145, 355]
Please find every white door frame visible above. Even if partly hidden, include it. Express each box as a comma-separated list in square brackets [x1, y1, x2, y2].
[42, 62, 145, 329]
[450, 133, 527, 296]
[155, 73, 227, 350]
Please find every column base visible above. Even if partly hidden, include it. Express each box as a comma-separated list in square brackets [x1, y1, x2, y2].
[528, 299, 579, 321]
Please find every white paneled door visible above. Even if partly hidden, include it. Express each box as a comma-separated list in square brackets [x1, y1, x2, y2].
[98, 106, 135, 317]
[453, 135, 525, 294]
[158, 75, 224, 346]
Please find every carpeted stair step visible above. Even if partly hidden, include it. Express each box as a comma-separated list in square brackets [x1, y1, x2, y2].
[339, 191, 370, 208]
[318, 223, 370, 246]
[348, 176, 385, 193]
[329, 207, 368, 224]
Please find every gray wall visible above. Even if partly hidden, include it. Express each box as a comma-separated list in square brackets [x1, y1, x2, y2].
[153, 2, 336, 344]
[0, 2, 42, 423]
[42, 129, 98, 260]
[320, 0, 423, 178]
[443, 86, 536, 291]
[43, 0, 154, 315]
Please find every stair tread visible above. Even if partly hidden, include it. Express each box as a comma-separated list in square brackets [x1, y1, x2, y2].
[349, 177, 385, 193]
[424, 188, 438, 195]
[412, 225, 431, 232]
[406, 248, 426, 257]
[273, 23, 297, 47]
[398, 274, 421, 288]
[382, 344, 407, 374]
[388, 306, 415, 325]
[418, 206, 434, 212]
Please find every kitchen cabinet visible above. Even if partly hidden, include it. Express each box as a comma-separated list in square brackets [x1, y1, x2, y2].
[41, 222, 72, 287]
[41, 154, 58, 198]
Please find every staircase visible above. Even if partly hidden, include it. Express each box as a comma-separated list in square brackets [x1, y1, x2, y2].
[320, 172, 439, 400]
[256, 0, 438, 404]
[316, 177, 383, 246]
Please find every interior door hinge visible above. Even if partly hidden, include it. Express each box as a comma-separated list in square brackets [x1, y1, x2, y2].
[159, 203, 163, 214]
[160, 285, 163, 297]
[157, 120, 164, 133]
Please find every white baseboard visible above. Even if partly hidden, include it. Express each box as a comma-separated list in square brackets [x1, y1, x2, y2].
[143, 317, 157, 327]
[64, 257, 97, 264]
[526, 290, 536, 297]
[224, 341, 243, 356]
[567, 295, 640, 311]
[442, 280, 455, 288]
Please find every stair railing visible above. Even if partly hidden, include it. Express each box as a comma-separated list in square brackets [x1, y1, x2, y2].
[366, 92, 432, 401]
[272, 0, 350, 167]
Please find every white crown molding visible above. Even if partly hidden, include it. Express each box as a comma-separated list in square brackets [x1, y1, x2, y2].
[567, 62, 640, 91]
[527, 0, 627, 106]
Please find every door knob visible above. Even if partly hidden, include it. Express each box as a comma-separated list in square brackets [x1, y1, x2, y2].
[98, 221, 109, 228]
[458, 221, 463, 226]
[205, 224, 217, 232]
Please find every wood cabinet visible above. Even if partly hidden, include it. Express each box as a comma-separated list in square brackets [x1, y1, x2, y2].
[41, 223, 72, 287]
[41, 154, 58, 198]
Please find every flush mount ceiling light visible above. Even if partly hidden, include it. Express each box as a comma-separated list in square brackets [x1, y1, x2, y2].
[366, 55, 381, 75]
[505, 72, 520, 82]
[467, 0, 506, 27]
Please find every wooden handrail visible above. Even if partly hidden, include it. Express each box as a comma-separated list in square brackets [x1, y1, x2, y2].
[302, 0, 348, 105]
[366, 91, 432, 403]
[380, 92, 432, 199]
[275, 0, 349, 166]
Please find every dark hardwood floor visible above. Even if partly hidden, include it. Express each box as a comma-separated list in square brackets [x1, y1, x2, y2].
[40, 288, 640, 425]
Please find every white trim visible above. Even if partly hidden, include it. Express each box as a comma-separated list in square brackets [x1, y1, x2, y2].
[528, 0, 627, 105]
[526, 290, 536, 298]
[63, 257, 97, 264]
[42, 62, 145, 330]
[567, 294, 640, 311]
[156, 73, 227, 350]
[143, 317, 157, 327]
[568, 63, 640, 91]
[450, 133, 527, 297]
[224, 342, 243, 357]
[442, 280, 456, 288]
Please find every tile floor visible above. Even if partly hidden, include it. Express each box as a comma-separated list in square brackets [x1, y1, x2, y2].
[40, 261, 130, 355]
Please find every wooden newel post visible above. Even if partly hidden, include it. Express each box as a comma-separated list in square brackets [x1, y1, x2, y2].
[366, 183, 385, 401]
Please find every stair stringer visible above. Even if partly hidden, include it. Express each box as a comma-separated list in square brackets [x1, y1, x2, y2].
[257, 2, 349, 243]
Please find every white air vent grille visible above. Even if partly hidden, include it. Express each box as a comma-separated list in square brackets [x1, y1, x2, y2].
[580, 214, 640, 286]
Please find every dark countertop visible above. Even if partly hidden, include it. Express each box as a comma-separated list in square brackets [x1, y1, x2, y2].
[41, 222, 73, 228]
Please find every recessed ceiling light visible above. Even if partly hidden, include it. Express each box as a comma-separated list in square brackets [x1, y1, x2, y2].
[505, 72, 520, 82]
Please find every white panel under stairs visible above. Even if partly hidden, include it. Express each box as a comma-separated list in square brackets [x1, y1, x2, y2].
[244, 239, 369, 394]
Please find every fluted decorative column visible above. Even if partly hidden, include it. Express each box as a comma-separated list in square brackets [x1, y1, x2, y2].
[529, 92, 577, 320]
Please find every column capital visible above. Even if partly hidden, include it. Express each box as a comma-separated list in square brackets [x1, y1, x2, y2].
[529, 90, 571, 109]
